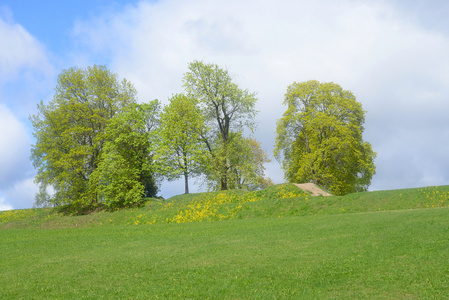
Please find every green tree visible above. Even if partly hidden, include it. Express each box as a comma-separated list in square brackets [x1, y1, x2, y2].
[183, 60, 261, 190]
[226, 135, 272, 190]
[30, 65, 141, 212]
[156, 94, 205, 194]
[274, 80, 376, 195]
[91, 101, 161, 209]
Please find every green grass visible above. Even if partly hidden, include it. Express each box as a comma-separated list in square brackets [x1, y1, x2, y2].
[1, 184, 449, 298]
[2, 184, 449, 229]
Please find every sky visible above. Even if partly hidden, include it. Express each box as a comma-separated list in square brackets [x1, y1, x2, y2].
[1, 0, 448, 211]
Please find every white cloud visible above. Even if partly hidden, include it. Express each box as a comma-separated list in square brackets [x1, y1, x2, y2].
[0, 8, 55, 116]
[69, 0, 449, 109]
[0, 106, 36, 208]
[1, 177, 38, 209]
[0, 196, 13, 211]
[0, 105, 32, 189]
[0, 177, 38, 210]
[0, 8, 55, 209]
[0, 8, 53, 85]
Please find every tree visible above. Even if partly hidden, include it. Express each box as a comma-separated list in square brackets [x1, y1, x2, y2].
[156, 94, 205, 194]
[274, 80, 376, 195]
[237, 138, 273, 190]
[183, 60, 261, 190]
[91, 101, 161, 209]
[30, 65, 144, 212]
[220, 133, 272, 191]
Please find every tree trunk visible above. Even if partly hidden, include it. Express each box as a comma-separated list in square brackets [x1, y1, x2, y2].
[221, 174, 228, 190]
[184, 171, 189, 194]
[183, 151, 189, 194]
[220, 156, 228, 190]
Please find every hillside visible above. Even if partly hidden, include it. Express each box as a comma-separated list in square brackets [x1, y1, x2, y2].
[1, 183, 449, 229]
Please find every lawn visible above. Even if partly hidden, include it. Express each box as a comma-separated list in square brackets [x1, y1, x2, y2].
[1, 184, 449, 298]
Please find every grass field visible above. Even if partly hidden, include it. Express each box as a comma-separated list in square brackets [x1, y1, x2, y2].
[1, 184, 449, 298]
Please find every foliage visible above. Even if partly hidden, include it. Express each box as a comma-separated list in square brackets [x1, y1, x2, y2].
[91, 101, 161, 209]
[155, 94, 205, 194]
[227, 136, 273, 190]
[202, 133, 273, 191]
[183, 60, 268, 190]
[30, 65, 148, 213]
[275, 80, 376, 195]
[183, 61, 258, 136]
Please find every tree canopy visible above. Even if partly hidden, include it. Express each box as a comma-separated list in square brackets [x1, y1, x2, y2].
[183, 61, 266, 190]
[155, 94, 205, 194]
[30, 65, 159, 212]
[275, 80, 376, 195]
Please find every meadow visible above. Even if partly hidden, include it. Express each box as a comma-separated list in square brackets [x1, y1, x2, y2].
[1, 184, 449, 298]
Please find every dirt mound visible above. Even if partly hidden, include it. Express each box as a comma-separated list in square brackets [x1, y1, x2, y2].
[293, 183, 332, 196]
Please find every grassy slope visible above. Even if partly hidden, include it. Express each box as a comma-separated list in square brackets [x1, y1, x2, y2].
[2, 184, 449, 229]
[1, 184, 449, 298]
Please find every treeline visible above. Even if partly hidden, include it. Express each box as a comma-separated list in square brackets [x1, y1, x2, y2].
[31, 61, 376, 214]
[31, 62, 271, 213]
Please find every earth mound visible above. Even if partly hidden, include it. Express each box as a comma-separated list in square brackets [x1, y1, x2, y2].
[293, 183, 332, 196]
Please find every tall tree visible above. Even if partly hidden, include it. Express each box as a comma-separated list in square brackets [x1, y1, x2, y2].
[156, 94, 205, 194]
[183, 61, 259, 190]
[274, 80, 376, 195]
[30, 65, 140, 212]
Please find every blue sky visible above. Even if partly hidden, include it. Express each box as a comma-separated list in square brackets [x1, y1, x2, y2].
[1, 0, 448, 210]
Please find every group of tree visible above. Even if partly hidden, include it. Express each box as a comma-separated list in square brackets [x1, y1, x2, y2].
[31, 63, 272, 213]
[31, 63, 376, 213]
[31, 66, 160, 212]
